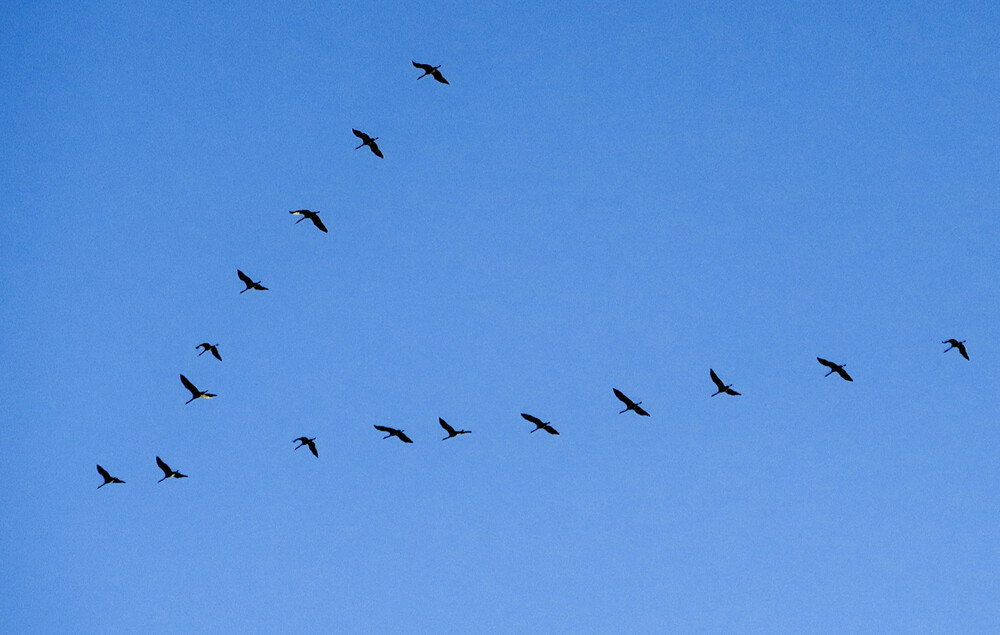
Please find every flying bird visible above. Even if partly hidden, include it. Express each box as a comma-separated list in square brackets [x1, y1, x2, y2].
[412, 61, 449, 84]
[196, 343, 222, 361]
[439, 418, 471, 440]
[180, 374, 216, 404]
[817, 357, 853, 381]
[156, 456, 187, 482]
[374, 425, 413, 443]
[352, 129, 384, 158]
[942, 339, 969, 360]
[237, 269, 268, 293]
[289, 209, 328, 233]
[710, 369, 741, 396]
[520, 413, 559, 435]
[293, 437, 318, 457]
[96, 464, 125, 489]
[613, 388, 650, 416]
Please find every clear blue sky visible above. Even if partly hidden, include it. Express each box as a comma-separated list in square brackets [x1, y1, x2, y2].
[2, 1, 998, 632]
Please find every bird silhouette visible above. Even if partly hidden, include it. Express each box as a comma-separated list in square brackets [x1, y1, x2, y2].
[412, 61, 449, 84]
[352, 129, 384, 158]
[293, 437, 318, 457]
[374, 425, 413, 443]
[180, 374, 216, 404]
[613, 388, 650, 416]
[710, 369, 741, 396]
[156, 456, 187, 482]
[817, 357, 853, 381]
[196, 343, 222, 361]
[96, 464, 124, 488]
[439, 418, 471, 440]
[942, 339, 970, 360]
[521, 413, 559, 435]
[289, 210, 328, 233]
[237, 269, 268, 293]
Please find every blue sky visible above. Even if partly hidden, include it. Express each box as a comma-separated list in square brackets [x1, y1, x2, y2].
[2, 1, 998, 632]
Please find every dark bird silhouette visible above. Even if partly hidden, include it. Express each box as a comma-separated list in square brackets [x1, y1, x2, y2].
[943, 339, 970, 360]
[374, 425, 413, 443]
[439, 417, 471, 440]
[289, 209, 328, 233]
[238, 269, 268, 293]
[710, 369, 741, 396]
[412, 61, 449, 84]
[817, 357, 853, 381]
[352, 129, 384, 158]
[96, 464, 124, 489]
[196, 343, 222, 361]
[293, 437, 318, 457]
[613, 388, 650, 416]
[180, 374, 216, 404]
[520, 413, 559, 435]
[156, 456, 187, 482]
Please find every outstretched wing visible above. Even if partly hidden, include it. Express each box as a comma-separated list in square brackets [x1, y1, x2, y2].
[156, 456, 171, 476]
[289, 210, 308, 216]
[612, 388, 635, 408]
[634, 405, 650, 417]
[431, 69, 449, 84]
[836, 368, 853, 382]
[439, 418, 456, 435]
[726, 387, 742, 396]
[369, 141, 384, 158]
[237, 269, 253, 285]
[817, 357, 835, 369]
[352, 128, 368, 142]
[521, 413, 543, 426]
[412, 61, 433, 71]
[97, 464, 111, 480]
[310, 215, 328, 233]
[543, 425, 559, 435]
[179, 374, 199, 396]
[957, 342, 969, 360]
[374, 425, 393, 433]
[710, 369, 726, 390]
[211, 347, 222, 361]
[397, 431, 413, 443]
[197, 343, 211, 350]
[308, 440, 318, 457]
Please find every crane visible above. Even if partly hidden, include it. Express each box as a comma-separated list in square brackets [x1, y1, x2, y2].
[289, 210, 328, 233]
[817, 357, 853, 381]
[613, 388, 650, 416]
[352, 129, 384, 158]
[374, 425, 413, 443]
[196, 343, 222, 361]
[521, 413, 559, 435]
[942, 339, 970, 360]
[180, 374, 216, 404]
[96, 464, 125, 488]
[412, 61, 449, 84]
[710, 369, 741, 396]
[293, 437, 319, 457]
[439, 418, 471, 440]
[237, 269, 268, 293]
[156, 456, 188, 482]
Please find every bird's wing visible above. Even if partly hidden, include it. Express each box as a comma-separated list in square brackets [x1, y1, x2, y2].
[412, 61, 432, 71]
[370, 141, 384, 158]
[521, 413, 542, 425]
[293, 437, 307, 444]
[310, 215, 328, 232]
[197, 343, 210, 350]
[352, 129, 367, 140]
[432, 70, 449, 84]
[374, 425, 393, 433]
[238, 269, 253, 285]
[97, 464, 111, 479]
[211, 347, 222, 361]
[156, 456, 171, 475]
[710, 369, 725, 390]
[180, 374, 199, 395]
[290, 210, 308, 215]
[612, 388, 630, 405]
[634, 405, 650, 417]
[308, 441, 318, 457]
[958, 343, 969, 360]
[817, 357, 835, 369]
[439, 418, 456, 435]
[837, 368, 853, 381]
[398, 432, 413, 443]
[726, 388, 741, 396]
[544, 425, 559, 435]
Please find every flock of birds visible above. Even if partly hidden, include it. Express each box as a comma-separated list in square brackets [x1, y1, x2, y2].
[93, 60, 974, 489]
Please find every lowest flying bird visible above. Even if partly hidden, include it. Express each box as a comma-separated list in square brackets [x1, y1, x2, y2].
[613, 388, 650, 416]
[942, 339, 970, 360]
[156, 456, 187, 482]
[96, 464, 125, 489]
[520, 413, 559, 435]
[439, 418, 471, 440]
[374, 425, 413, 443]
[180, 374, 216, 404]
[817, 357, 853, 381]
[238, 269, 268, 293]
[196, 343, 222, 361]
[352, 129, 384, 158]
[411, 61, 449, 84]
[293, 437, 318, 457]
[710, 369, 741, 396]
[289, 209, 328, 233]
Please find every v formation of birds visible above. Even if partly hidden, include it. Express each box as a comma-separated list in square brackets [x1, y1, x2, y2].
[94, 60, 972, 488]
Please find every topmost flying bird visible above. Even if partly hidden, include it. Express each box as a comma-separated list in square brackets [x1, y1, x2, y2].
[196, 343, 222, 361]
[520, 413, 559, 435]
[710, 369, 741, 396]
[411, 61, 449, 84]
[237, 269, 268, 293]
[293, 436, 319, 457]
[942, 339, 970, 360]
[613, 388, 650, 416]
[817, 357, 853, 381]
[289, 210, 327, 233]
[96, 464, 125, 489]
[352, 129, 383, 158]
